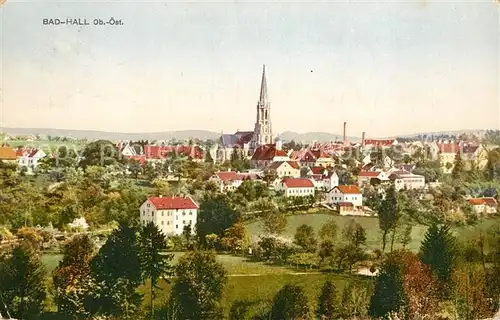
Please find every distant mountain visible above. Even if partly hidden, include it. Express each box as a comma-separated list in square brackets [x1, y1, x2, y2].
[280, 131, 360, 143]
[1, 127, 221, 141]
[1, 127, 490, 143]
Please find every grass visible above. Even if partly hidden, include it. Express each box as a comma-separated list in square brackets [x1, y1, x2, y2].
[142, 272, 369, 317]
[246, 213, 500, 252]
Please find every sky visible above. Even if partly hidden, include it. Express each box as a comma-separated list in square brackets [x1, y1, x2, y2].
[1, 0, 499, 138]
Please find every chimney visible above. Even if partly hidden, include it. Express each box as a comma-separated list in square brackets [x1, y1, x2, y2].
[361, 132, 366, 147]
[343, 122, 347, 146]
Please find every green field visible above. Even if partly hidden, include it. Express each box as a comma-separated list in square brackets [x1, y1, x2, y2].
[245, 213, 500, 252]
[143, 272, 368, 317]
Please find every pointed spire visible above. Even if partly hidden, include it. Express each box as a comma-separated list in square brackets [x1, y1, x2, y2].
[259, 64, 268, 105]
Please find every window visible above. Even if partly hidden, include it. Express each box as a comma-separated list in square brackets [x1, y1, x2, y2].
[161, 221, 164, 225]
[176, 216, 178, 220]
[142, 211, 145, 216]
[162, 212, 164, 217]
[152, 211, 155, 217]
[176, 225, 178, 229]
[147, 204, 150, 208]
[182, 211, 186, 216]
[189, 211, 192, 215]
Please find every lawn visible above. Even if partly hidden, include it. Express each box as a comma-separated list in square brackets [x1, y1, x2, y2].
[245, 213, 500, 252]
[143, 272, 369, 317]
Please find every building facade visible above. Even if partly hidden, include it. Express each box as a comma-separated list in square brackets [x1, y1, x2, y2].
[140, 196, 199, 236]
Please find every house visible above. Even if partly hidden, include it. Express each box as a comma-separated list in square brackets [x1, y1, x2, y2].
[266, 161, 301, 178]
[0, 146, 17, 164]
[16, 148, 46, 174]
[139, 196, 199, 236]
[209, 170, 245, 193]
[467, 197, 498, 215]
[358, 171, 390, 187]
[437, 141, 480, 173]
[289, 148, 335, 168]
[307, 167, 339, 190]
[328, 185, 362, 207]
[277, 178, 315, 197]
[251, 143, 289, 168]
[388, 171, 426, 191]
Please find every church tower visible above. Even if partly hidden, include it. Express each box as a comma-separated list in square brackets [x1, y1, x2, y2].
[252, 65, 273, 147]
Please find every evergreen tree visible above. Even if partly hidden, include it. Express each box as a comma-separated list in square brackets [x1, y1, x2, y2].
[369, 260, 409, 319]
[377, 185, 400, 252]
[52, 234, 95, 318]
[138, 222, 173, 319]
[86, 224, 143, 319]
[171, 250, 227, 320]
[196, 196, 239, 247]
[317, 280, 338, 319]
[419, 224, 457, 296]
[0, 242, 46, 320]
[270, 284, 311, 320]
[451, 151, 464, 180]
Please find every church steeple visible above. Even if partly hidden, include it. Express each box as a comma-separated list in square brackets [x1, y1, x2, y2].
[252, 65, 273, 148]
[259, 64, 268, 105]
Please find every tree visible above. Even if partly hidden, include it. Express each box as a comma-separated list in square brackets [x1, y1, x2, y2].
[317, 280, 338, 320]
[138, 222, 174, 319]
[270, 284, 311, 320]
[220, 222, 249, 254]
[318, 240, 336, 267]
[52, 234, 95, 318]
[79, 139, 123, 168]
[171, 250, 227, 320]
[419, 224, 457, 297]
[86, 224, 143, 319]
[340, 280, 371, 319]
[342, 219, 367, 248]
[377, 185, 401, 252]
[294, 224, 317, 253]
[0, 242, 46, 320]
[318, 219, 338, 242]
[451, 151, 464, 180]
[196, 196, 239, 247]
[262, 211, 288, 235]
[369, 258, 409, 319]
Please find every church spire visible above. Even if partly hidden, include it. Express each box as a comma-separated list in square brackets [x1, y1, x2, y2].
[259, 64, 268, 105]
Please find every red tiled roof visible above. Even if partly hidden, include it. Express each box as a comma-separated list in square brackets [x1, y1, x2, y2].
[468, 197, 497, 206]
[148, 196, 199, 210]
[15, 148, 40, 158]
[144, 145, 203, 160]
[0, 147, 17, 160]
[437, 143, 460, 154]
[282, 178, 314, 188]
[252, 144, 288, 161]
[310, 166, 326, 175]
[336, 185, 361, 194]
[268, 161, 300, 170]
[359, 171, 381, 177]
[215, 171, 241, 181]
[364, 139, 395, 147]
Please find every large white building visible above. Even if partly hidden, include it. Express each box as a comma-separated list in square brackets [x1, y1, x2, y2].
[277, 178, 315, 198]
[140, 196, 199, 236]
[328, 185, 363, 207]
[388, 171, 425, 191]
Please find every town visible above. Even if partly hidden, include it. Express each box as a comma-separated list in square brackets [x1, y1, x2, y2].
[0, 65, 499, 320]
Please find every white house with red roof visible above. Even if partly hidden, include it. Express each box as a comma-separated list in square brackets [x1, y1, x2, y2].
[328, 185, 363, 207]
[467, 197, 498, 215]
[266, 161, 301, 178]
[277, 178, 315, 197]
[437, 141, 481, 173]
[140, 196, 199, 236]
[251, 143, 289, 168]
[307, 167, 339, 190]
[358, 171, 390, 187]
[209, 170, 245, 193]
[289, 148, 335, 168]
[16, 148, 46, 174]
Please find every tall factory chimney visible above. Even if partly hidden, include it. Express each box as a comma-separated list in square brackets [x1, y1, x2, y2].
[361, 132, 366, 147]
[343, 122, 347, 146]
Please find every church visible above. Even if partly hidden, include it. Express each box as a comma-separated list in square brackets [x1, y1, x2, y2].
[217, 65, 275, 162]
